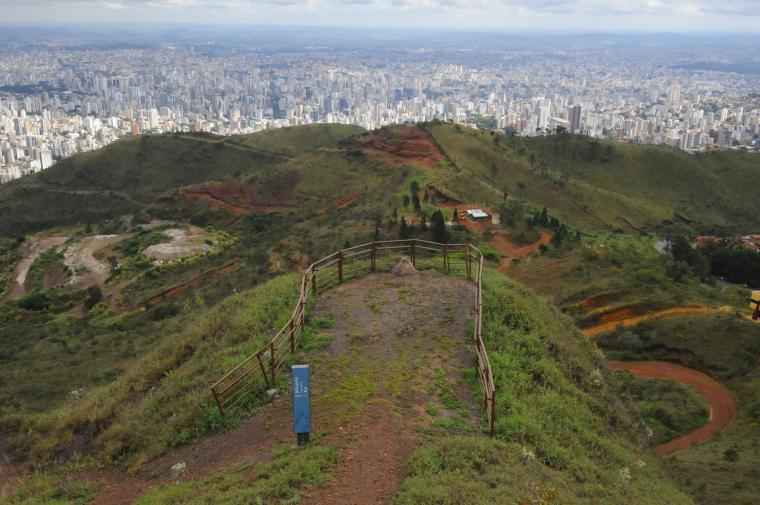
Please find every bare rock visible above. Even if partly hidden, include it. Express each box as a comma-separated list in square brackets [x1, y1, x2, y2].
[391, 256, 418, 277]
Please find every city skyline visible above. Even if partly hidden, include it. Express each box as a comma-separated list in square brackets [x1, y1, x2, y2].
[2, 0, 760, 32]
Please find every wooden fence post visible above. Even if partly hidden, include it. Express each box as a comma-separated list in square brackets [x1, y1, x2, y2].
[443, 244, 449, 273]
[312, 267, 318, 296]
[289, 319, 296, 352]
[269, 342, 276, 385]
[371, 242, 377, 272]
[338, 250, 343, 284]
[212, 387, 224, 417]
[465, 244, 472, 280]
[300, 275, 306, 328]
[257, 351, 271, 389]
[410, 239, 416, 266]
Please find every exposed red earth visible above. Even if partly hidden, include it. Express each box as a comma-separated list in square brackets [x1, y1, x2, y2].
[581, 306, 739, 455]
[182, 180, 295, 215]
[583, 306, 726, 337]
[355, 125, 442, 167]
[612, 361, 736, 456]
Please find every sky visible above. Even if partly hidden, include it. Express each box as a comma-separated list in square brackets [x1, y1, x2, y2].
[1, 0, 759, 32]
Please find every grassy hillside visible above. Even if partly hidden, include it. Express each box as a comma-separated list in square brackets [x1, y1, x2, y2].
[3, 123, 760, 504]
[423, 123, 760, 234]
[232, 123, 364, 157]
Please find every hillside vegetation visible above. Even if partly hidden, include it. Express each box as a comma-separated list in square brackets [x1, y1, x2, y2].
[2, 123, 760, 504]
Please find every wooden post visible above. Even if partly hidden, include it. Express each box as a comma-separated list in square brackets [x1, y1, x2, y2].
[338, 250, 343, 284]
[489, 399, 495, 437]
[300, 276, 306, 328]
[312, 268, 318, 296]
[269, 342, 276, 385]
[371, 242, 377, 272]
[465, 244, 472, 280]
[410, 239, 416, 267]
[443, 244, 449, 273]
[257, 352, 271, 388]
[289, 319, 296, 352]
[212, 387, 225, 416]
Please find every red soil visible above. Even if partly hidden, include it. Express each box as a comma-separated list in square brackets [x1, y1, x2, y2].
[581, 306, 738, 455]
[583, 306, 724, 337]
[182, 179, 294, 215]
[612, 361, 737, 456]
[356, 125, 442, 167]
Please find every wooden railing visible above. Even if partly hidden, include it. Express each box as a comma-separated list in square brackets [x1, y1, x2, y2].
[210, 239, 496, 435]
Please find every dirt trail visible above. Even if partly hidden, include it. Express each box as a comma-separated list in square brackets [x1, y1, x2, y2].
[582, 306, 738, 455]
[5, 236, 69, 300]
[494, 231, 552, 271]
[85, 270, 477, 504]
[612, 361, 736, 456]
[64, 235, 127, 288]
[583, 306, 727, 337]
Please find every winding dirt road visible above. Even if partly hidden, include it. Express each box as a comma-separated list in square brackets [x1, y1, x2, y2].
[582, 306, 739, 455]
[612, 361, 736, 455]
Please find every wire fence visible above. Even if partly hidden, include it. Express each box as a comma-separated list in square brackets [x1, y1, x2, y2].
[210, 239, 496, 435]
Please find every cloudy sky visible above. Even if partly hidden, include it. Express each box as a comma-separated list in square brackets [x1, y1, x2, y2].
[2, 0, 759, 31]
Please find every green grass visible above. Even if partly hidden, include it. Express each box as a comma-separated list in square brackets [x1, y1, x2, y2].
[662, 369, 760, 505]
[134, 444, 338, 505]
[2, 469, 94, 505]
[2, 273, 302, 470]
[423, 123, 760, 234]
[510, 233, 746, 314]
[392, 270, 694, 504]
[616, 372, 710, 446]
[233, 124, 364, 157]
[25, 246, 67, 292]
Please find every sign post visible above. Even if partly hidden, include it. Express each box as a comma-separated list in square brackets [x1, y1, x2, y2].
[291, 365, 311, 445]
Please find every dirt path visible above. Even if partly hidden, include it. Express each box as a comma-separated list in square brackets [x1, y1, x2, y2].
[64, 235, 127, 288]
[493, 231, 552, 271]
[582, 306, 738, 455]
[4, 236, 69, 301]
[84, 269, 477, 504]
[612, 361, 736, 456]
[582, 306, 727, 337]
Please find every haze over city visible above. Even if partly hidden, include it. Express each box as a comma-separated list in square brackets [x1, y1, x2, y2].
[2, 0, 760, 31]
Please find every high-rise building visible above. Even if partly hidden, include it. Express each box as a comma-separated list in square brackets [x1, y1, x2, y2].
[569, 105, 582, 134]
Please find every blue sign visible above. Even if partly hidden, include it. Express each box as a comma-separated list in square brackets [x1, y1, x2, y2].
[291, 365, 311, 434]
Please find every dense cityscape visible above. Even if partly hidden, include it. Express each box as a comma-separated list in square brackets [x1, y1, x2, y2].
[2, 28, 759, 183]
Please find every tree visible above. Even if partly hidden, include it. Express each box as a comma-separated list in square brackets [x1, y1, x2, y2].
[403, 195, 410, 208]
[528, 152, 536, 169]
[671, 235, 693, 265]
[392, 207, 398, 224]
[84, 286, 103, 311]
[410, 180, 421, 195]
[399, 217, 410, 239]
[412, 193, 422, 213]
[420, 213, 428, 230]
[452, 208, 460, 224]
[431, 210, 448, 243]
[539, 207, 549, 226]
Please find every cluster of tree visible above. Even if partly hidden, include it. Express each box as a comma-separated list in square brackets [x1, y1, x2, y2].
[398, 209, 448, 243]
[668, 235, 712, 282]
[700, 239, 760, 287]
[498, 201, 579, 248]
